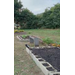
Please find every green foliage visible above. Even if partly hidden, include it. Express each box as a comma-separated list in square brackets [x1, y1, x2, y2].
[41, 3, 60, 29]
[14, 2, 60, 29]
[18, 8, 38, 29]
[14, 30, 24, 33]
[21, 35, 28, 39]
[14, 30, 19, 33]
[42, 38, 54, 44]
[28, 32, 31, 34]
[14, 0, 23, 23]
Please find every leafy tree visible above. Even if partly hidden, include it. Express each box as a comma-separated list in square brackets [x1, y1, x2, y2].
[14, 2, 60, 29]
[41, 3, 60, 29]
[14, 0, 23, 23]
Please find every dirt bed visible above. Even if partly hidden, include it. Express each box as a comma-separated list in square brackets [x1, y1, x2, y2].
[30, 47, 60, 72]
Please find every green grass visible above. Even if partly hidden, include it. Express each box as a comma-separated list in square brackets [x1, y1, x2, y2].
[14, 34, 44, 75]
[19, 29, 60, 44]
[14, 29, 60, 75]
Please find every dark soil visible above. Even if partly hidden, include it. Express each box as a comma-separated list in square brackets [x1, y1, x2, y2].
[30, 47, 60, 72]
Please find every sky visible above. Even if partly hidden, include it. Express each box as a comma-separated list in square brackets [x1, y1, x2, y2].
[20, 0, 60, 15]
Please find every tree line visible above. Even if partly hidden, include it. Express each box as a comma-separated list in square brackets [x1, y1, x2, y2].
[14, 0, 60, 29]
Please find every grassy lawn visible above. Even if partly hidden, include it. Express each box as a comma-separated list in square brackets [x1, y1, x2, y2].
[20, 29, 60, 44]
[14, 34, 44, 75]
[14, 29, 60, 75]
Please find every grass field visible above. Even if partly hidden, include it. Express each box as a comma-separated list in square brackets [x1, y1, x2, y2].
[14, 29, 60, 75]
[21, 29, 60, 44]
[14, 33, 44, 75]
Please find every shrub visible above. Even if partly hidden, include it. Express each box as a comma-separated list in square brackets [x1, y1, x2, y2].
[19, 30, 24, 32]
[42, 38, 53, 45]
[14, 30, 24, 33]
[14, 30, 19, 33]
[28, 32, 31, 34]
[51, 44, 57, 46]
[57, 44, 60, 47]
[51, 43, 60, 47]
[21, 35, 28, 39]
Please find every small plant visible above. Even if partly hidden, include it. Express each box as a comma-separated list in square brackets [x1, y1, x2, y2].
[14, 30, 24, 33]
[42, 38, 53, 45]
[21, 35, 29, 39]
[14, 30, 19, 33]
[19, 30, 24, 32]
[51, 43, 60, 47]
[28, 32, 31, 34]
[56, 44, 60, 47]
[51, 44, 57, 46]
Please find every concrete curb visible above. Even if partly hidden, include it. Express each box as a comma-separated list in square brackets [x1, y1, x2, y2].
[25, 45, 60, 75]
[16, 36, 29, 42]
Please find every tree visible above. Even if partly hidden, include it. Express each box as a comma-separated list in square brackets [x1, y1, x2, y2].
[14, 0, 23, 23]
[14, 2, 60, 29]
[19, 8, 38, 29]
[40, 3, 60, 29]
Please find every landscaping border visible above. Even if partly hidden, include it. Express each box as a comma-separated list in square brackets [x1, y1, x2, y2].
[25, 45, 60, 75]
[16, 36, 29, 42]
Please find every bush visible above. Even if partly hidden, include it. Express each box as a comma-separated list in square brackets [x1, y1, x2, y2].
[21, 35, 28, 39]
[28, 32, 31, 34]
[51, 43, 60, 47]
[14, 30, 19, 33]
[51, 44, 57, 46]
[42, 38, 53, 45]
[14, 30, 24, 33]
[56, 44, 60, 47]
[19, 30, 24, 32]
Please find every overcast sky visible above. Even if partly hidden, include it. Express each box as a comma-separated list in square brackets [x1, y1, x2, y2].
[20, 0, 60, 15]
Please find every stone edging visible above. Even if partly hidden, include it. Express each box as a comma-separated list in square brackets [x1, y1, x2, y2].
[25, 45, 60, 75]
[16, 36, 29, 42]
[30, 46, 60, 49]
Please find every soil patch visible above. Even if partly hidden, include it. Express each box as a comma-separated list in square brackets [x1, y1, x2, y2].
[30, 47, 60, 72]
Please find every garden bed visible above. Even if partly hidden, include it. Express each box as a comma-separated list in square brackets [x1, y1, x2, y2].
[17, 35, 30, 42]
[25, 44, 60, 75]
[31, 47, 60, 72]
